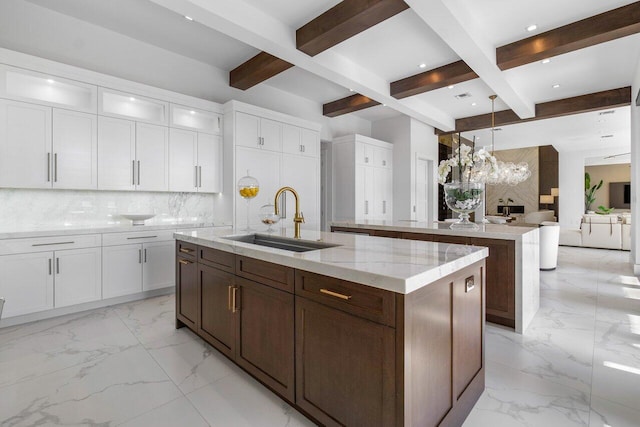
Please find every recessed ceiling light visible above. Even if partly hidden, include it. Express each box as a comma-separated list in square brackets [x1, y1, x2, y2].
[418, 63, 427, 69]
[601, 134, 614, 138]
[46, 79, 55, 84]
[129, 97, 136, 102]
[471, 102, 477, 106]
[383, 103, 387, 107]
[349, 88, 354, 92]
[541, 59, 550, 64]
[190, 110, 196, 115]
[447, 85, 455, 89]
[184, 15, 194, 21]
[552, 84, 560, 89]
[526, 24, 537, 32]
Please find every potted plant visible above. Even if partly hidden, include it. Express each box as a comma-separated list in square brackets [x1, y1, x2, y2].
[584, 172, 603, 213]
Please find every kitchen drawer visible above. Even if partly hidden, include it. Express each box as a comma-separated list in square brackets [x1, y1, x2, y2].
[0, 234, 102, 255]
[295, 270, 395, 327]
[102, 229, 175, 246]
[199, 246, 235, 273]
[236, 256, 294, 293]
[176, 241, 197, 259]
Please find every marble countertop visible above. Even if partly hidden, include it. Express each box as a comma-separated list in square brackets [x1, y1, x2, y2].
[331, 220, 538, 241]
[174, 227, 489, 295]
[0, 221, 228, 239]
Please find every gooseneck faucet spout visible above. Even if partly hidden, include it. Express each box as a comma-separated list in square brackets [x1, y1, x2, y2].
[274, 186, 305, 239]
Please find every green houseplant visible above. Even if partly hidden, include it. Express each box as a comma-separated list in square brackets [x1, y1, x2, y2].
[584, 172, 603, 213]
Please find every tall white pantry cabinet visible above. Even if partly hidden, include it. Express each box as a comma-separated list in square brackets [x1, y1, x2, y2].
[332, 134, 394, 222]
[224, 101, 322, 229]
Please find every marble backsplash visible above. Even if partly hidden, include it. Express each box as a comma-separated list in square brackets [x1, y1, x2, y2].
[0, 189, 221, 231]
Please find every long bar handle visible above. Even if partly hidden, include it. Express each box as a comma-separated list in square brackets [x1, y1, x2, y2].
[54, 153, 58, 182]
[178, 259, 192, 265]
[132, 160, 136, 185]
[231, 286, 238, 313]
[56, 257, 60, 274]
[127, 236, 158, 240]
[138, 249, 142, 264]
[48, 258, 52, 275]
[320, 288, 352, 300]
[32, 241, 74, 247]
[195, 165, 198, 188]
[179, 247, 193, 253]
[137, 160, 141, 186]
[144, 248, 147, 263]
[47, 153, 51, 182]
[198, 166, 202, 187]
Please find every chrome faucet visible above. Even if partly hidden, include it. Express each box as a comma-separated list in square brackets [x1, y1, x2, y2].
[274, 186, 304, 239]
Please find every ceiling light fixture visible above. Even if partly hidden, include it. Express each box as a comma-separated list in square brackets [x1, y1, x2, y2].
[447, 85, 455, 89]
[184, 15, 194, 21]
[129, 97, 136, 102]
[526, 24, 538, 32]
[349, 88, 354, 92]
[484, 95, 531, 186]
[46, 79, 55, 84]
[418, 63, 427, 69]
[190, 110, 196, 115]
[552, 84, 560, 89]
[541, 59, 550, 64]
[471, 102, 477, 106]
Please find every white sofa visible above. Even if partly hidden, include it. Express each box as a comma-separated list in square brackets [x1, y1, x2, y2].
[560, 214, 630, 250]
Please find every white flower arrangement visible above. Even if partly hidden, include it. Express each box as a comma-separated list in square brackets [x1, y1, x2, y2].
[437, 142, 498, 185]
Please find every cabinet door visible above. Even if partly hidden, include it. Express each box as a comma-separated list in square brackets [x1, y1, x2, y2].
[142, 241, 175, 291]
[0, 252, 54, 317]
[168, 128, 197, 192]
[281, 124, 301, 155]
[136, 122, 169, 191]
[52, 109, 98, 190]
[295, 297, 395, 427]
[355, 165, 366, 220]
[235, 112, 260, 148]
[54, 247, 102, 308]
[300, 128, 319, 157]
[235, 147, 281, 228]
[373, 167, 392, 220]
[98, 116, 135, 191]
[102, 244, 142, 298]
[259, 118, 282, 152]
[364, 166, 375, 219]
[197, 133, 222, 193]
[176, 255, 198, 329]
[281, 153, 319, 227]
[198, 263, 236, 359]
[235, 277, 295, 402]
[374, 146, 392, 168]
[0, 99, 52, 188]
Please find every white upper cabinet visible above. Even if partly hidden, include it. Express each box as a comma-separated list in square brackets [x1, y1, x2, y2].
[52, 109, 98, 190]
[0, 65, 97, 113]
[197, 133, 222, 193]
[169, 128, 198, 192]
[99, 88, 168, 125]
[98, 116, 136, 191]
[135, 122, 169, 192]
[282, 124, 319, 157]
[0, 99, 52, 189]
[170, 104, 221, 135]
[235, 112, 282, 151]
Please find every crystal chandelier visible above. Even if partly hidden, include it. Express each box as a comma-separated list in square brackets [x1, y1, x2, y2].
[483, 95, 531, 186]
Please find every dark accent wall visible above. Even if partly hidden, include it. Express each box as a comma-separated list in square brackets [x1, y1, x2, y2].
[538, 145, 559, 217]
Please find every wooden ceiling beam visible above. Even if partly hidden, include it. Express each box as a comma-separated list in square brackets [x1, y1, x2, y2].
[229, 52, 293, 90]
[297, 0, 409, 56]
[323, 94, 381, 117]
[444, 87, 632, 134]
[390, 60, 478, 99]
[497, 2, 640, 70]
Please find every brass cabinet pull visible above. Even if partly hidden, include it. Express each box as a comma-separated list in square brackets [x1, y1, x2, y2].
[179, 247, 193, 253]
[178, 259, 191, 265]
[231, 287, 238, 313]
[320, 288, 352, 300]
[227, 286, 232, 311]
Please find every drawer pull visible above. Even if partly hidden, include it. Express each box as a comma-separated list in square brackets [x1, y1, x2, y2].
[179, 247, 194, 253]
[320, 288, 352, 300]
[127, 235, 158, 240]
[231, 286, 238, 313]
[178, 259, 192, 265]
[32, 241, 74, 247]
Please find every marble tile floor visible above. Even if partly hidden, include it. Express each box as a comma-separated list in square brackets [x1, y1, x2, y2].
[0, 246, 638, 426]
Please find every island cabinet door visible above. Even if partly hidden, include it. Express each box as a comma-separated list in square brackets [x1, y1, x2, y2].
[295, 296, 395, 427]
[469, 238, 515, 328]
[198, 263, 236, 359]
[235, 277, 295, 403]
[176, 254, 198, 330]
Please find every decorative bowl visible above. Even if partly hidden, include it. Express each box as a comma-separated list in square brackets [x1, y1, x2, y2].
[120, 213, 156, 225]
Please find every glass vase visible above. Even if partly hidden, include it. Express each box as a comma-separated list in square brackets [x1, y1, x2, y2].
[443, 181, 484, 230]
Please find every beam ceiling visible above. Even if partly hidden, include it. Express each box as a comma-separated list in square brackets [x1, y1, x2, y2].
[449, 87, 632, 134]
[229, 52, 293, 90]
[497, 2, 640, 70]
[323, 94, 381, 117]
[390, 60, 478, 99]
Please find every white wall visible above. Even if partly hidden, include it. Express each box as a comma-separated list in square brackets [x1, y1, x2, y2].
[631, 58, 640, 272]
[410, 119, 439, 222]
[0, 0, 371, 142]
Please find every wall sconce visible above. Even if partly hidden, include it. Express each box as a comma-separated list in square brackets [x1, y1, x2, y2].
[540, 195, 554, 209]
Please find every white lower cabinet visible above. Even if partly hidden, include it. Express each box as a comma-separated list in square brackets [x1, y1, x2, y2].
[102, 231, 175, 299]
[0, 252, 54, 318]
[54, 247, 102, 308]
[0, 234, 102, 318]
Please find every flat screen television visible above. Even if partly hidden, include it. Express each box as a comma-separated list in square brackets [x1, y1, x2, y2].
[609, 182, 630, 209]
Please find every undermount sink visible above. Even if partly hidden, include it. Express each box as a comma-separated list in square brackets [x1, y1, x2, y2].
[222, 233, 340, 253]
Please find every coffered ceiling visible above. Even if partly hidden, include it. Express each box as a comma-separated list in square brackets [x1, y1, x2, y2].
[11, 0, 640, 158]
